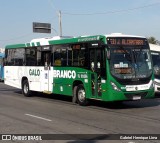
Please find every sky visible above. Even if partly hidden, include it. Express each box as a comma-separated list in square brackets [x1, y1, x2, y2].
[0, 0, 160, 48]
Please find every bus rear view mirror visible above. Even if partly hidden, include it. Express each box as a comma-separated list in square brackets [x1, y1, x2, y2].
[106, 50, 110, 60]
[154, 65, 160, 75]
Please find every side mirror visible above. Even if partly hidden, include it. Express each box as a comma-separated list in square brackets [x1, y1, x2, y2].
[106, 50, 110, 60]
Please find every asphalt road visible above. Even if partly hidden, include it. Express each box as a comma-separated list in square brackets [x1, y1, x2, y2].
[0, 82, 160, 143]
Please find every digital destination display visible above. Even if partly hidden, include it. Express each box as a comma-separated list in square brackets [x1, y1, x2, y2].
[115, 68, 132, 74]
[107, 38, 146, 46]
[72, 44, 81, 50]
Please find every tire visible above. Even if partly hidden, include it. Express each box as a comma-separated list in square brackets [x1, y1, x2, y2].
[22, 80, 31, 97]
[76, 84, 88, 106]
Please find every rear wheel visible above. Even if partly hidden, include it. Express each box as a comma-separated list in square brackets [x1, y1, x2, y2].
[22, 80, 31, 97]
[76, 84, 88, 106]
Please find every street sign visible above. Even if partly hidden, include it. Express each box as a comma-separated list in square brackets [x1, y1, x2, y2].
[33, 22, 51, 33]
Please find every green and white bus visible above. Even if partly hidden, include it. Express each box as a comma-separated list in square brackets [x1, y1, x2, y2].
[4, 34, 154, 105]
[150, 43, 160, 93]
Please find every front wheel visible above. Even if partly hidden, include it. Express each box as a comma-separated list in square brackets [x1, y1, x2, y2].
[22, 80, 31, 97]
[76, 84, 88, 106]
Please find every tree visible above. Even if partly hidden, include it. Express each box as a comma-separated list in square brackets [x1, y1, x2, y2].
[147, 36, 157, 44]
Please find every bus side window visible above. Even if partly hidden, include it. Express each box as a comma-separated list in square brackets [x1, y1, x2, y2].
[53, 45, 67, 66]
[68, 44, 87, 67]
[25, 48, 37, 66]
[5, 49, 25, 66]
[37, 47, 42, 66]
[54, 52, 62, 66]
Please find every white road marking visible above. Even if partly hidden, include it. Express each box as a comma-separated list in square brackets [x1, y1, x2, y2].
[25, 114, 52, 122]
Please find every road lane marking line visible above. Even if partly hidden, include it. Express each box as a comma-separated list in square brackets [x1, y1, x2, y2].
[25, 114, 52, 122]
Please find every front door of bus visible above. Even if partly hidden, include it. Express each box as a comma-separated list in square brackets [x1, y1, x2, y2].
[42, 51, 52, 94]
[89, 48, 105, 98]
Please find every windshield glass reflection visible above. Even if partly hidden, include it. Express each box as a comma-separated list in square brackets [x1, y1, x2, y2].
[110, 46, 152, 80]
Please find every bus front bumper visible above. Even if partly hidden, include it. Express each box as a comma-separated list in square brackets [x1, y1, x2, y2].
[105, 89, 154, 102]
[154, 79, 160, 93]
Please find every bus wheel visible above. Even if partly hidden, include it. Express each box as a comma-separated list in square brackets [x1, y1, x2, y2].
[22, 80, 31, 97]
[76, 84, 88, 106]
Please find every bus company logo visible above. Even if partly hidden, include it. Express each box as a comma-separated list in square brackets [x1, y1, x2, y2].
[2, 135, 11, 140]
[53, 70, 76, 79]
[29, 69, 40, 76]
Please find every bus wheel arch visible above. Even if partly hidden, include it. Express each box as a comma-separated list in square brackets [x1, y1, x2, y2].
[22, 77, 31, 97]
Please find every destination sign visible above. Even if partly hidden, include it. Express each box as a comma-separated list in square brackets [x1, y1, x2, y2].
[73, 44, 81, 50]
[107, 38, 147, 46]
[115, 68, 132, 74]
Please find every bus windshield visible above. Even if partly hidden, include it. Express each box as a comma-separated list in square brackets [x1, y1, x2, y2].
[109, 46, 152, 80]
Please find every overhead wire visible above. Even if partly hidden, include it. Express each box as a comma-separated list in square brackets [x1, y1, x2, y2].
[62, 2, 160, 16]
[48, 0, 59, 15]
[1, 2, 159, 42]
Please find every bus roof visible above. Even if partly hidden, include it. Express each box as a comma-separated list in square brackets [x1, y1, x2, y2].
[5, 33, 147, 49]
[105, 33, 146, 38]
[5, 35, 105, 49]
[149, 43, 160, 52]
[5, 36, 73, 49]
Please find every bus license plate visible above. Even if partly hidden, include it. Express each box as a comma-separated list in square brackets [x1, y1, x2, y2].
[133, 96, 141, 100]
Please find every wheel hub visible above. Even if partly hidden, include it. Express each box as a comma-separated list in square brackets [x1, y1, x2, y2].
[78, 89, 85, 102]
[24, 84, 28, 94]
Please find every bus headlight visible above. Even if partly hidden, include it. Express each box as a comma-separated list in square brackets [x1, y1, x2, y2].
[111, 82, 121, 91]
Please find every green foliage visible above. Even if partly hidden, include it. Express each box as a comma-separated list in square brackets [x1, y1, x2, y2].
[147, 36, 157, 44]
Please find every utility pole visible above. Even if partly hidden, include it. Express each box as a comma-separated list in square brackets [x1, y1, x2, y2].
[58, 10, 62, 37]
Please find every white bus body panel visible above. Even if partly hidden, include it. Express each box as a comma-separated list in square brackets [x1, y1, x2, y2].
[43, 67, 53, 93]
[4, 66, 53, 93]
[4, 66, 22, 89]
[154, 79, 160, 93]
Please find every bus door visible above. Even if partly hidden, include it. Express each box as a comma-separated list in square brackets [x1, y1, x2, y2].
[42, 50, 53, 94]
[89, 48, 106, 98]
